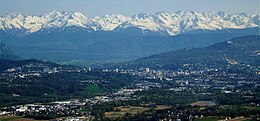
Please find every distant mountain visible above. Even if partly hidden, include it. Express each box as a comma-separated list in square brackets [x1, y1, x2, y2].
[1, 27, 258, 62]
[0, 11, 259, 36]
[0, 11, 259, 63]
[0, 43, 20, 60]
[120, 35, 260, 69]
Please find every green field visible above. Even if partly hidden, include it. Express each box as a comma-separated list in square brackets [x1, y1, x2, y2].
[83, 84, 107, 96]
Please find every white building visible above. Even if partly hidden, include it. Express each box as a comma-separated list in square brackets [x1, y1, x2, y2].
[145, 68, 150, 73]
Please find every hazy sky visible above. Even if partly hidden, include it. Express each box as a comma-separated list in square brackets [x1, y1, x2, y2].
[0, 0, 259, 17]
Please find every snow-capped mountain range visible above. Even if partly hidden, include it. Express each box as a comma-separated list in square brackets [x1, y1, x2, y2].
[0, 10, 259, 36]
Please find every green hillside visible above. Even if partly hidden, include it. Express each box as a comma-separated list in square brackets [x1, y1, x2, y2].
[122, 35, 260, 69]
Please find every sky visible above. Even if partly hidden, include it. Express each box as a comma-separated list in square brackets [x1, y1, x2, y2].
[0, 0, 259, 17]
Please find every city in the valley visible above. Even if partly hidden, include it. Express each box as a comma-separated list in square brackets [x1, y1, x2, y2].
[0, 54, 259, 120]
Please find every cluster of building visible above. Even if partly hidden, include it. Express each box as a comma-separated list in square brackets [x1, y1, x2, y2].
[0, 100, 86, 119]
[102, 63, 259, 95]
[1, 64, 59, 81]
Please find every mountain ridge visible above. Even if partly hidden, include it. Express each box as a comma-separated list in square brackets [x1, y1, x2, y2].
[0, 10, 259, 36]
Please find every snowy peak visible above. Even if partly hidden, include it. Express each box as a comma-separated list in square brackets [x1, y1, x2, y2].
[40, 11, 90, 29]
[0, 10, 259, 36]
[92, 14, 131, 31]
